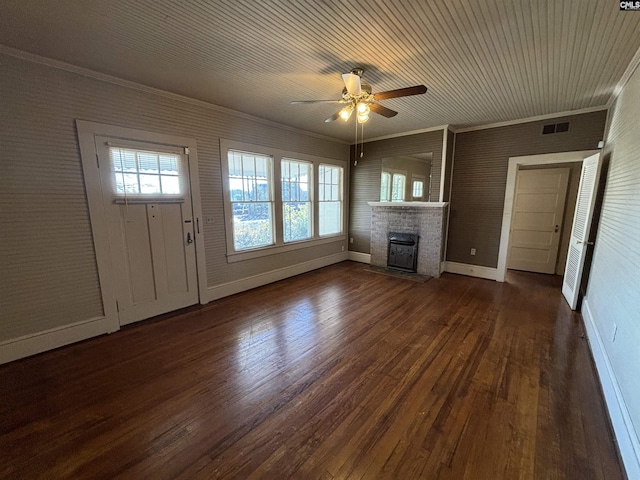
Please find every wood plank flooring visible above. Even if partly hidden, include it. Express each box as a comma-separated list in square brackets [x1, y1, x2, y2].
[0, 261, 625, 479]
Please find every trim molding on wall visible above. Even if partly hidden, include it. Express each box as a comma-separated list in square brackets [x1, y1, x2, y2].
[347, 251, 372, 264]
[582, 299, 640, 480]
[439, 128, 449, 202]
[0, 317, 117, 365]
[207, 252, 348, 301]
[443, 261, 498, 281]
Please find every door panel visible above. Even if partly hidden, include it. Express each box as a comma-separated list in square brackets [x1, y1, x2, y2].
[120, 204, 156, 304]
[562, 153, 602, 309]
[507, 167, 570, 274]
[157, 203, 190, 294]
[97, 138, 199, 326]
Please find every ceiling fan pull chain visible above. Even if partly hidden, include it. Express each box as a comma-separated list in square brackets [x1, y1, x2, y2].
[360, 121, 364, 159]
[354, 113, 358, 166]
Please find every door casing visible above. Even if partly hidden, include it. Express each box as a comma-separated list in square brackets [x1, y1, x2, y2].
[77, 120, 208, 333]
[497, 150, 599, 282]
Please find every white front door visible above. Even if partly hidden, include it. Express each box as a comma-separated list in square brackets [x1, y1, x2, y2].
[96, 137, 199, 325]
[562, 153, 603, 310]
[507, 167, 570, 274]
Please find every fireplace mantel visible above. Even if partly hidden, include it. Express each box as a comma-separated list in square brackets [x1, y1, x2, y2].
[367, 201, 448, 208]
[368, 202, 448, 278]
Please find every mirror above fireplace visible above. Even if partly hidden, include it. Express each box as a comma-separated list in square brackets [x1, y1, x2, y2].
[380, 153, 433, 202]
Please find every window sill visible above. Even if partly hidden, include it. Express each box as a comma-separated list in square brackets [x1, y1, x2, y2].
[226, 234, 346, 263]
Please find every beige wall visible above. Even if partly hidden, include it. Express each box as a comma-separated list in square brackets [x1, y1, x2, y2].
[0, 53, 349, 342]
[584, 61, 640, 476]
[448, 111, 607, 268]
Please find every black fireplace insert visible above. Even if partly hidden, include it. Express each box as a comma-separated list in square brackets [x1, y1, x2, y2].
[387, 232, 419, 273]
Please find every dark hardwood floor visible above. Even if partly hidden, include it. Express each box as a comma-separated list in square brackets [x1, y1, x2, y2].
[0, 261, 625, 479]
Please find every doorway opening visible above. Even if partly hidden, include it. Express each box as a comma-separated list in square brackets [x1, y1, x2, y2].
[497, 150, 599, 283]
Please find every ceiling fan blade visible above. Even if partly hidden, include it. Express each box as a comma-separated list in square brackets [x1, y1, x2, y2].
[369, 103, 398, 118]
[342, 73, 362, 96]
[291, 100, 343, 104]
[324, 110, 342, 123]
[373, 85, 427, 101]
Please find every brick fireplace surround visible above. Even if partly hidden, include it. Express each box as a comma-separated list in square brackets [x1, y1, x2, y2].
[368, 202, 448, 278]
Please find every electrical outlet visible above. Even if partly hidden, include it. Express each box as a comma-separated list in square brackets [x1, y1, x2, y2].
[204, 216, 215, 225]
[350, 237, 354, 244]
[341, 246, 345, 252]
[470, 248, 476, 256]
[612, 323, 618, 342]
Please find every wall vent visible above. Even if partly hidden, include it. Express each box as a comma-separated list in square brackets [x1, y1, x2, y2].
[542, 122, 570, 135]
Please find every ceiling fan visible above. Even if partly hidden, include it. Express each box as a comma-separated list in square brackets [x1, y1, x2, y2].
[291, 68, 427, 124]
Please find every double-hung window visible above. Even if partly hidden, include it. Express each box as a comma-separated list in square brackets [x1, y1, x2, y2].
[221, 140, 345, 261]
[281, 159, 312, 242]
[380, 172, 391, 202]
[412, 175, 425, 200]
[318, 164, 342, 236]
[227, 150, 274, 251]
[381, 170, 407, 202]
[391, 173, 406, 202]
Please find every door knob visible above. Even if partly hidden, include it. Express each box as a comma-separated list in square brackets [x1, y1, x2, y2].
[186, 232, 193, 244]
[577, 240, 594, 246]
[554, 225, 559, 233]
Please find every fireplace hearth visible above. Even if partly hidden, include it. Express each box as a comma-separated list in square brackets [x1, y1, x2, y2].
[387, 232, 419, 272]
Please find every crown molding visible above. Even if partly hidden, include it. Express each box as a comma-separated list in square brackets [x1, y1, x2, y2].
[0, 44, 349, 145]
[363, 125, 449, 143]
[452, 106, 609, 134]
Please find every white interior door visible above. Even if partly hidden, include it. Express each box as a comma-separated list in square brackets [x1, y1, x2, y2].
[562, 153, 603, 310]
[96, 137, 199, 325]
[507, 167, 570, 274]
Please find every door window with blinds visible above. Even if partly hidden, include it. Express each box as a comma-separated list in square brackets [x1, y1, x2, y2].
[221, 139, 346, 261]
[109, 146, 184, 199]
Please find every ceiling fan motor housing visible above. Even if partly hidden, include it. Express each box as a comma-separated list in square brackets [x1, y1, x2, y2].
[342, 84, 373, 102]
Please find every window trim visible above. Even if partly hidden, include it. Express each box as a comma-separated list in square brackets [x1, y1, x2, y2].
[220, 139, 346, 263]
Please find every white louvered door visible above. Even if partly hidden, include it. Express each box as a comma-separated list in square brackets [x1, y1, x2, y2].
[562, 153, 602, 309]
[96, 138, 199, 325]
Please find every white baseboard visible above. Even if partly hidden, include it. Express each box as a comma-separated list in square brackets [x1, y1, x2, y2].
[0, 316, 118, 365]
[582, 299, 640, 480]
[443, 261, 498, 281]
[207, 252, 348, 301]
[347, 251, 371, 264]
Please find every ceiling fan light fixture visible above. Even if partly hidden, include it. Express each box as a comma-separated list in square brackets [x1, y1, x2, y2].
[357, 112, 369, 123]
[356, 102, 370, 115]
[339, 105, 354, 121]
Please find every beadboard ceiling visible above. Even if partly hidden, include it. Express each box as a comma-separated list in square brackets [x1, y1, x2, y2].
[1, 0, 639, 142]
